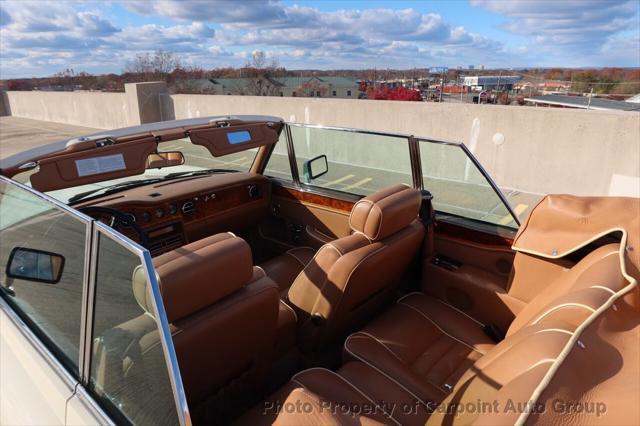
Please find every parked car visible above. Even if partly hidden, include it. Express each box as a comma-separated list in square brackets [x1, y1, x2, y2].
[0, 116, 638, 425]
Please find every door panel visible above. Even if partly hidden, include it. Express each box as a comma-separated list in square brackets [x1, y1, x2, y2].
[259, 185, 353, 252]
[423, 224, 525, 331]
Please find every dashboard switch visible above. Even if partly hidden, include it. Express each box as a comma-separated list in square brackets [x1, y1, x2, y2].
[248, 185, 261, 199]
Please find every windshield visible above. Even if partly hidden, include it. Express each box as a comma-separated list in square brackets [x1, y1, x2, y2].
[13, 138, 258, 204]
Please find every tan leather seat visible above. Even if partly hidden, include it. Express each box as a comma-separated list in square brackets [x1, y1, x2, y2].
[261, 246, 316, 297]
[270, 184, 425, 352]
[134, 233, 281, 422]
[237, 196, 639, 425]
[343, 243, 628, 409]
[238, 244, 638, 425]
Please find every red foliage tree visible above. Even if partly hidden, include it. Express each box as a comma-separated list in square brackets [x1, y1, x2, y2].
[367, 86, 422, 101]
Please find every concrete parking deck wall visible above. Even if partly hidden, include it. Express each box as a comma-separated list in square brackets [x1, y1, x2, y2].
[165, 94, 640, 197]
[1, 83, 638, 197]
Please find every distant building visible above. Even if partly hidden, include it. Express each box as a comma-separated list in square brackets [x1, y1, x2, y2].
[207, 76, 360, 98]
[537, 82, 571, 94]
[525, 94, 640, 112]
[463, 75, 522, 91]
[33, 84, 83, 92]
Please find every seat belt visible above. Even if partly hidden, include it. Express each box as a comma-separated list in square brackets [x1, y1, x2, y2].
[418, 190, 436, 291]
[419, 189, 436, 260]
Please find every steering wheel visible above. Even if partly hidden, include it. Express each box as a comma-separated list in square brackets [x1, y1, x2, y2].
[78, 206, 150, 247]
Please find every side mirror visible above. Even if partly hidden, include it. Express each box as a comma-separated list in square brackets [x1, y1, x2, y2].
[146, 151, 185, 169]
[6, 247, 65, 284]
[303, 155, 329, 182]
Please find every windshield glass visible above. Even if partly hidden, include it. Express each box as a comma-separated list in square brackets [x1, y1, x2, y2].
[13, 138, 257, 204]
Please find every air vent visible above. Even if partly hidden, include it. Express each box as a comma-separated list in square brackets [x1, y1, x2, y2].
[181, 201, 195, 215]
[149, 233, 185, 256]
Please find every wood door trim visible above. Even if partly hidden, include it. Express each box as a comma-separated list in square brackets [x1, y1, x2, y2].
[435, 220, 514, 248]
[273, 185, 354, 212]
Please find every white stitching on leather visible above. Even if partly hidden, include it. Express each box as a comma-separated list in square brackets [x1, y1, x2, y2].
[286, 247, 313, 268]
[397, 301, 487, 355]
[327, 243, 344, 256]
[253, 265, 267, 279]
[279, 300, 298, 322]
[371, 203, 385, 241]
[351, 230, 372, 241]
[398, 293, 485, 326]
[524, 358, 555, 373]
[433, 297, 485, 326]
[533, 328, 574, 336]
[531, 303, 596, 325]
[589, 285, 617, 295]
[343, 342, 435, 411]
[515, 229, 637, 426]
[347, 332, 405, 363]
[292, 367, 401, 425]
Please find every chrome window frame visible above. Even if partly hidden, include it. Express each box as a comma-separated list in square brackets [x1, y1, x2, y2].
[282, 123, 521, 227]
[0, 175, 191, 426]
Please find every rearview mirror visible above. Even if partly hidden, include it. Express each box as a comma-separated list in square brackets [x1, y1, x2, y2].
[6, 247, 65, 284]
[303, 155, 328, 182]
[146, 151, 185, 169]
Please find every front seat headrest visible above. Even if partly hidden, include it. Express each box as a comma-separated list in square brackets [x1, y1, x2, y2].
[349, 184, 422, 241]
[132, 233, 253, 322]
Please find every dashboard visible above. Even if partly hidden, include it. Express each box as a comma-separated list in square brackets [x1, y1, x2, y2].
[77, 173, 271, 256]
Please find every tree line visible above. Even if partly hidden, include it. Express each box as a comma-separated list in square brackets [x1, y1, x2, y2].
[2, 50, 638, 95]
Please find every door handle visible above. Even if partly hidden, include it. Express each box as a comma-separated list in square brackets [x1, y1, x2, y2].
[306, 225, 334, 245]
[432, 255, 462, 271]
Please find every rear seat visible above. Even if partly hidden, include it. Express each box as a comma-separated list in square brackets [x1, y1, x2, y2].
[237, 241, 636, 425]
[343, 243, 628, 406]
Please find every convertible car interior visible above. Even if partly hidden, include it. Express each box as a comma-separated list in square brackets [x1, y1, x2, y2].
[2, 116, 638, 425]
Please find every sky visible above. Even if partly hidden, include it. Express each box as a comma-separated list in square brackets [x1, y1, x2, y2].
[0, 0, 639, 78]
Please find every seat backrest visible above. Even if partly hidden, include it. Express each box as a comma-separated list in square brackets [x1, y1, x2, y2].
[287, 184, 424, 352]
[133, 233, 280, 419]
[427, 212, 639, 426]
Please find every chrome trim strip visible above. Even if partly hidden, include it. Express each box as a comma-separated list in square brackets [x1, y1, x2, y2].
[287, 122, 414, 140]
[408, 136, 423, 190]
[0, 175, 93, 224]
[71, 384, 115, 426]
[94, 223, 192, 426]
[458, 143, 521, 226]
[286, 122, 462, 146]
[0, 296, 77, 392]
[80, 223, 99, 384]
[78, 221, 94, 384]
[284, 124, 300, 184]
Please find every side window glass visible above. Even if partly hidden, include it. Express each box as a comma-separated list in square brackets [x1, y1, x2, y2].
[89, 229, 179, 426]
[263, 134, 293, 181]
[419, 142, 517, 228]
[289, 126, 412, 196]
[0, 180, 88, 375]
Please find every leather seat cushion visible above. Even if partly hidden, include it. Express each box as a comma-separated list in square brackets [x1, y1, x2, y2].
[344, 292, 495, 405]
[234, 362, 431, 426]
[260, 247, 315, 296]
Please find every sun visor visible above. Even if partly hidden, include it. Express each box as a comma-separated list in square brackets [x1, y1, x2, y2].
[30, 137, 157, 192]
[189, 121, 281, 157]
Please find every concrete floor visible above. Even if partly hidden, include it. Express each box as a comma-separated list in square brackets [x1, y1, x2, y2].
[0, 116, 98, 159]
